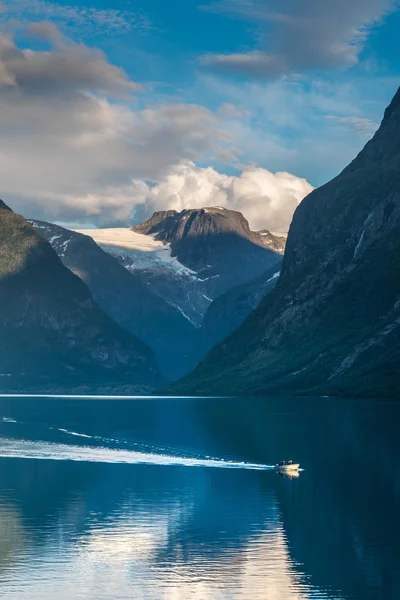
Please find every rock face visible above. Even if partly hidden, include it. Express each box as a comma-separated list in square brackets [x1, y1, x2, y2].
[133, 207, 284, 298]
[0, 202, 164, 392]
[171, 88, 400, 397]
[30, 220, 202, 380]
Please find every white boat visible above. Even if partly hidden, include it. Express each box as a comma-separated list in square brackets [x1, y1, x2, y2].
[275, 463, 300, 472]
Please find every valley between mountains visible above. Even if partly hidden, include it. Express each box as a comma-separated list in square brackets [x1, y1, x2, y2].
[29, 207, 284, 382]
[1, 88, 399, 397]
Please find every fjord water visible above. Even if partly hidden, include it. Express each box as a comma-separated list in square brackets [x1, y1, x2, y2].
[0, 396, 399, 599]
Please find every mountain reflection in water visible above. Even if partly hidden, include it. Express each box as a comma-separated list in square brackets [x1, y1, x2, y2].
[0, 395, 399, 599]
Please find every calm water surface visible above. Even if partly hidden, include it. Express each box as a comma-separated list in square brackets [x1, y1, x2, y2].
[0, 395, 399, 599]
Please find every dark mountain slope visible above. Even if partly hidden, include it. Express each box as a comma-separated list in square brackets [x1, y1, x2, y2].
[0, 202, 163, 391]
[170, 88, 400, 397]
[133, 207, 284, 296]
[30, 221, 201, 379]
[201, 261, 282, 348]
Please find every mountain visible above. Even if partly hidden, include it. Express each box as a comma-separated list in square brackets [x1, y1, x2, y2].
[133, 207, 285, 297]
[170, 88, 400, 397]
[73, 226, 209, 327]
[30, 220, 201, 380]
[0, 201, 164, 392]
[76, 208, 285, 328]
[201, 262, 282, 348]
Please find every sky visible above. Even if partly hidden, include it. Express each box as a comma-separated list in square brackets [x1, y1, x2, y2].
[0, 0, 399, 231]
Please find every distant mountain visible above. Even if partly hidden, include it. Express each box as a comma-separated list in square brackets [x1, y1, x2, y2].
[201, 262, 283, 348]
[73, 226, 209, 327]
[76, 208, 285, 328]
[0, 201, 163, 392]
[133, 207, 285, 297]
[30, 220, 202, 380]
[171, 88, 400, 397]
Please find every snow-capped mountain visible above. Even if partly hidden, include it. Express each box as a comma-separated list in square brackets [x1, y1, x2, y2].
[72, 227, 211, 326]
[29, 208, 285, 380]
[132, 207, 285, 297]
[74, 207, 284, 326]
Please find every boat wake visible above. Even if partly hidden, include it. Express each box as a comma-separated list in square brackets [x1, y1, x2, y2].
[57, 428, 93, 439]
[0, 438, 274, 471]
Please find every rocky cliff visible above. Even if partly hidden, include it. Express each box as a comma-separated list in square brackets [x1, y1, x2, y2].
[170, 88, 400, 397]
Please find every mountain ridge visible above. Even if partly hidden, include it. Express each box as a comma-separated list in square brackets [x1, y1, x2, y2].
[30, 220, 202, 380]
[0, 202, 164, 392]
[132, 207, 285, 298]
[76, 207, 285, 328]
[169, 87, 400, 397]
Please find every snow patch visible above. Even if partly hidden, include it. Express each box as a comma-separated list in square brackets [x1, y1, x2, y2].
[73, 228, 197, 277]
[196, 274, 220, 282]
[290, 365, 308, 377]
[57, 238, 71, 257]
[353, 230, 365, 258]
[49, 234, 62, 244]
[29, 220, 46, 230]
[267, 271, 280, 283]
[166, 302, 200, 328]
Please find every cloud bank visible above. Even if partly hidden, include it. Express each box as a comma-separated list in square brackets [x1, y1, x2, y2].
[0, 25, 235, 225]
[130, 161, 313, 233]
[201, 0, 397, 77]
[0, 20, 380, 232]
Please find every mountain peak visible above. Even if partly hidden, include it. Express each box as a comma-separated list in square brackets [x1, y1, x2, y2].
[383, 86, 400, 122]
[341, 86, 400, 175]
[171, 86, 400, 397]
[0, 202, 55, 279]
[133, 206, 284, 297]
[0, 200, 12, 212]
[132, 206, 283, 251]
[133, 206, 252, 240]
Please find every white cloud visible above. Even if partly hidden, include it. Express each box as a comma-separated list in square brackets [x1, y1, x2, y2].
[325, 115, 379, 135]
[32, 161, 312, 232]
[0, 27, 236, 225]
[0, 19, 391, 229]
[0, 29, 140, 93]
[130, 161, 313, 233]
[192, 73, 398, 185]
[200, 0, 398, 77]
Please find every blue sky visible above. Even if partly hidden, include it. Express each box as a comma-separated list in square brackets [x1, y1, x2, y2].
[1, 0, 399, 229]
